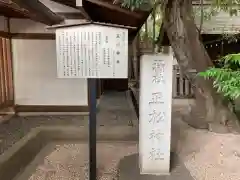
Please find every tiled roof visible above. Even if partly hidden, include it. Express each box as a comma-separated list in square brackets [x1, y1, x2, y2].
[195, 7, 240, 34]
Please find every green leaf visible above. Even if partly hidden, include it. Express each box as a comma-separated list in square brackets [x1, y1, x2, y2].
[198, 53, 240, 100]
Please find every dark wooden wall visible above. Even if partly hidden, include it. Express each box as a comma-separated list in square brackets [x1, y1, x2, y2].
[103, 79, 128, 91]
[161, 33, 240, 62]
[204, 34, 240, 60]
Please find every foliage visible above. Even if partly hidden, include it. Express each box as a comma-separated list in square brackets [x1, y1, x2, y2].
[123, 0, 240, 39]
[198, 53, 240, 100]
[193, 6, 220, 22]
[139, 11, 162, 41]
[212, 0, 240, 16]
[121, 0, 151, 10]
[123, 0, 240, 100]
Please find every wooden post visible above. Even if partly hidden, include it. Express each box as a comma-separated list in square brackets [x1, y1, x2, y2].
[88, 78, 97, 180]
[136, 33, 141, 82]
[172, 65, 177, 98]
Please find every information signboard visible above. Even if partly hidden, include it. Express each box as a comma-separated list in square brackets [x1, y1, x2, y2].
[54, 23, 129, 180]
[56, 24, 128, 79]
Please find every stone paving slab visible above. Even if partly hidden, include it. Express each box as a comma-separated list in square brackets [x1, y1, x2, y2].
[118, 153, 194, 180]
[96, 91, 137, 126]
[0, 91, 137, 155]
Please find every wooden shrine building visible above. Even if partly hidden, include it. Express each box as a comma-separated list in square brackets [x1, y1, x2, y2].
[0, 0, 151, 114]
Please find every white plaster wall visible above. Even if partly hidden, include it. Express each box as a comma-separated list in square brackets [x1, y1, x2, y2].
[10, 1, 90, 106]
[10, 18, 54, 33]
[10, 18, 87, 33]
[12, 39, 88, 106]
[0, 16, 8, 32]
[0, 16, 4, 31]
[11, 18, 88, 106]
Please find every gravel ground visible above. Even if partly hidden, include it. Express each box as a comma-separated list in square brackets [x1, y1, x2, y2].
[171, 114, 240, 180]
[180, 129, 240, 180]
[4, 90, 236, 180]
[0, 115, 87, 155]
[6, 103, 240, 180]
[28, 142, 138, 180]
[0, 91, 137, 156]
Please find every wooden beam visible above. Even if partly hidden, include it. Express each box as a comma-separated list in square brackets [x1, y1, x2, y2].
[44, 0, 91, 20]
[11, 0, 64, 25]
[113, 0, 121, 5]
[11, 33, 55, 40]
[47, 21, 136, 30]
[56, 12, 85, 19]
[50, 0, 77, 9]
[0, 1, 30, 18]
[77, 7, 91, 20]
[85, 0, 142, 19]
[0, 31, 10, 38]
[15, 105, 89, 113]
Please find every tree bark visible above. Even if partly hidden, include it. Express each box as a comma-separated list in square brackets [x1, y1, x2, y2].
[144, 21, 148, 39]
[152, 6, 156, 52]
[163, 0, 240, 133]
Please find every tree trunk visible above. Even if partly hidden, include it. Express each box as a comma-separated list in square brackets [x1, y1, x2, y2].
[152, 6, 156, 52]
[163, 0, 239, 133]
[144, 21, 148, 39]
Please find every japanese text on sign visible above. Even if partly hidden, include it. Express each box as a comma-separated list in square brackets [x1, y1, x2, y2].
[56, 25, 128, 79]
[147, 60, 166, 161]
[139, 54, 173, 175]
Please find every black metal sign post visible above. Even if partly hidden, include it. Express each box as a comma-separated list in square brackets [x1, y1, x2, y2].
[88, 78, 97, 180]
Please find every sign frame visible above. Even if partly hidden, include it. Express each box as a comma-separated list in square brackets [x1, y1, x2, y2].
[54, 22, 133, 79]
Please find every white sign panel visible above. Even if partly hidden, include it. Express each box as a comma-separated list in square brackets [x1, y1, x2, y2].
[139, 54, 173, 175]
[56, 25, 128, 79]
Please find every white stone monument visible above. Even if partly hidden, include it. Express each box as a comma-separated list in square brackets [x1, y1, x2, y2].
[139, 54, 173, 175]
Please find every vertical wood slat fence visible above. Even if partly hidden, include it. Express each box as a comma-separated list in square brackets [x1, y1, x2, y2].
[172, 65, 195, 98]
[0, 37, 14, 110]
